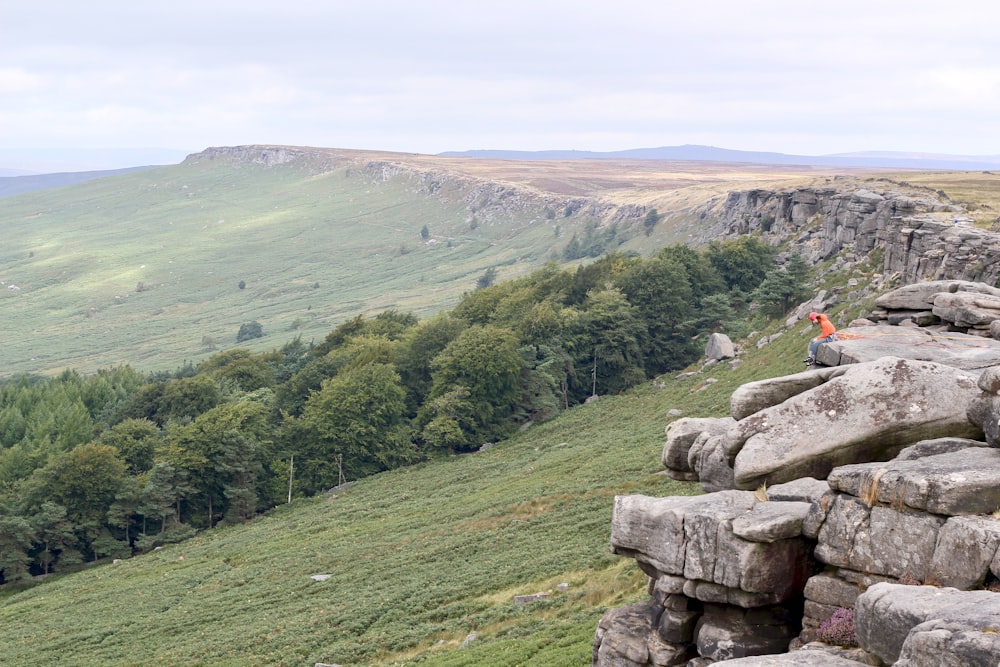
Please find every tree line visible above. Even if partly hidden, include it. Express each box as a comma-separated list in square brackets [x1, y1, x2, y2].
[0, 236, 812, 583]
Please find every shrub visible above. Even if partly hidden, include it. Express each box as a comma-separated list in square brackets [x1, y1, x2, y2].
[236, 321, 263, 342]
[817, 607, 857, 647]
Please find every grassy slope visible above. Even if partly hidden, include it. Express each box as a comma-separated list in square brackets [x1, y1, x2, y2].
[0, 155, 571, 376]
[0, 315, 830, 667]
[0, 148, 849, 378]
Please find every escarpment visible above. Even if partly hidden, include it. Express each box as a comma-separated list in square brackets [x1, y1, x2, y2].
[698, 185, 1000, 287]
[595, 281, 1000, 667]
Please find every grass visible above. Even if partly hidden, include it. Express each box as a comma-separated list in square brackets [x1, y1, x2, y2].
[0, 316, 820, 666]
[0, 155, 581, 376]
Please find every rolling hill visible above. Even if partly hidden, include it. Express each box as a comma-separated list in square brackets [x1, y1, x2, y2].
[0, 145, 847, 377]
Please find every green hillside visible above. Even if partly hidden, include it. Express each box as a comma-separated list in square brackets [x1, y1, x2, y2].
[0, 149, 629, 377]
[0, 148, 901, 666]
[0, 318, 826, 666]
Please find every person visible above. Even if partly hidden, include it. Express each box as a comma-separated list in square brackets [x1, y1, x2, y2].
[805, 311, 837, 365]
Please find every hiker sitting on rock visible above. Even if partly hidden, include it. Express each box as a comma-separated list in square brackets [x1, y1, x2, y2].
[806, 311, 837, 365]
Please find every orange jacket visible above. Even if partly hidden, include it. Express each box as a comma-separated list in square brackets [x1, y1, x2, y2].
[814, 314, 836, 339]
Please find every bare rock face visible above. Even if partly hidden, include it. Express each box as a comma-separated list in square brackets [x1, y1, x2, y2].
[706, 652, 871, 666]
[728, 357, 983, 489]
[855, 583, 1000, 666]
[593, 600, 696, 667]
[729, 366, 849, 421]
[611, 493, 814, 607]
[932, 291, 1000, 328]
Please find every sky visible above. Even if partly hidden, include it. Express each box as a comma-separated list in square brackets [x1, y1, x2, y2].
[3, 1, 1000, 171]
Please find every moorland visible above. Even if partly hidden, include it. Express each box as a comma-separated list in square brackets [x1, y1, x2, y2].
[2, 147, 1000, 666]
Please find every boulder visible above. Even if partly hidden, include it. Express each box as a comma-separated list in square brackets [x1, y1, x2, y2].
[694, 604, 798, 662]
[826, 448, 1000, 516]
[708, 652, 870, 666]
[855, 582, 1000, 665]
[928, 516, 1000, 589]
[593, 600, 695, 667]
[689, 434, 736, 493]
[803, 572, 862, 612]
[731, 501, 811, 543]
[933, 291, 1000, 327]
[873, 280, 1000, 311]
[764, 477, 831, 504]
[813, 497, 945, 581]
[706, 332, 737, 361]
[662, 417, 735, 476]
[729, 357, 983, 489]
[893, 437, 989, 461]
[729, 366, 849, 421]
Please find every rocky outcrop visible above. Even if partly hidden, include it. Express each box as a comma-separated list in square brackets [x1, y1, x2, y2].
[728, 357, 982, 489]
[595, 285, 1000, 665]
[705, 187, 1000, 286]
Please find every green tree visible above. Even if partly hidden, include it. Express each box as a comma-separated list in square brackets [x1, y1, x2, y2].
[573, 287, 646, 396]
[419, 386, 477, 452]
[427, 325, 524, 445]
[32, 501, 81, 574]
[0, 514, 35, 583]
[165, 401, 271, 527]
[420, 224, 430, 240]
[298, 363, 413, 487]
[100, 418, 160, 474]
[706, 236, 776, 292]
[642, 208, 660, 236]
[751, 266, 801, 317]
[396, 314, 468, 413]
[106, 475, 144, 547]
[476, 267, 498, 290]
[616, 255, 698, 374]
[32, 443, 127, 529]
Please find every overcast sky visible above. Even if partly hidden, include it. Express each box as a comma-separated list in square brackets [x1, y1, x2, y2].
[3, 1, 1000, 171]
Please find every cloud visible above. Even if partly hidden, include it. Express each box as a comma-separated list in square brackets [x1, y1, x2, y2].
[4, 0, 1000, 168]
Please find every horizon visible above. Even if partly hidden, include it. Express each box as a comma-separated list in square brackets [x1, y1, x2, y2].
[7, 143, 1000, 176]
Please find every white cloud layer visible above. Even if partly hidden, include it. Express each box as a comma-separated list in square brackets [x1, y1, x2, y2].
[4, 0, 1000, 170]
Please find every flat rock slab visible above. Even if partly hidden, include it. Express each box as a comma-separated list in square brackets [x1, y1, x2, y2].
[827, 448, 1000, 516]
[855, 582, 1000, 665]
[819, 325, 1000, 370]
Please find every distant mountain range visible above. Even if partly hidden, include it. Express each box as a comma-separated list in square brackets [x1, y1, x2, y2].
[437, 145, 1000, 171]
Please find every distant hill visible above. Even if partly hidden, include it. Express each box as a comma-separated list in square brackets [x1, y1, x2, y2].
[0, 166, 159, 198]
[1, 143, 994, 377]
[438, 145, 1000, 171]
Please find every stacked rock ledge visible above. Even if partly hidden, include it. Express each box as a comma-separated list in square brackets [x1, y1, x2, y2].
[595, 280, 1000, 666]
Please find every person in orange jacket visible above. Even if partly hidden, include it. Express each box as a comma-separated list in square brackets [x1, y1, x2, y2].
[806, 311, 837, 365]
